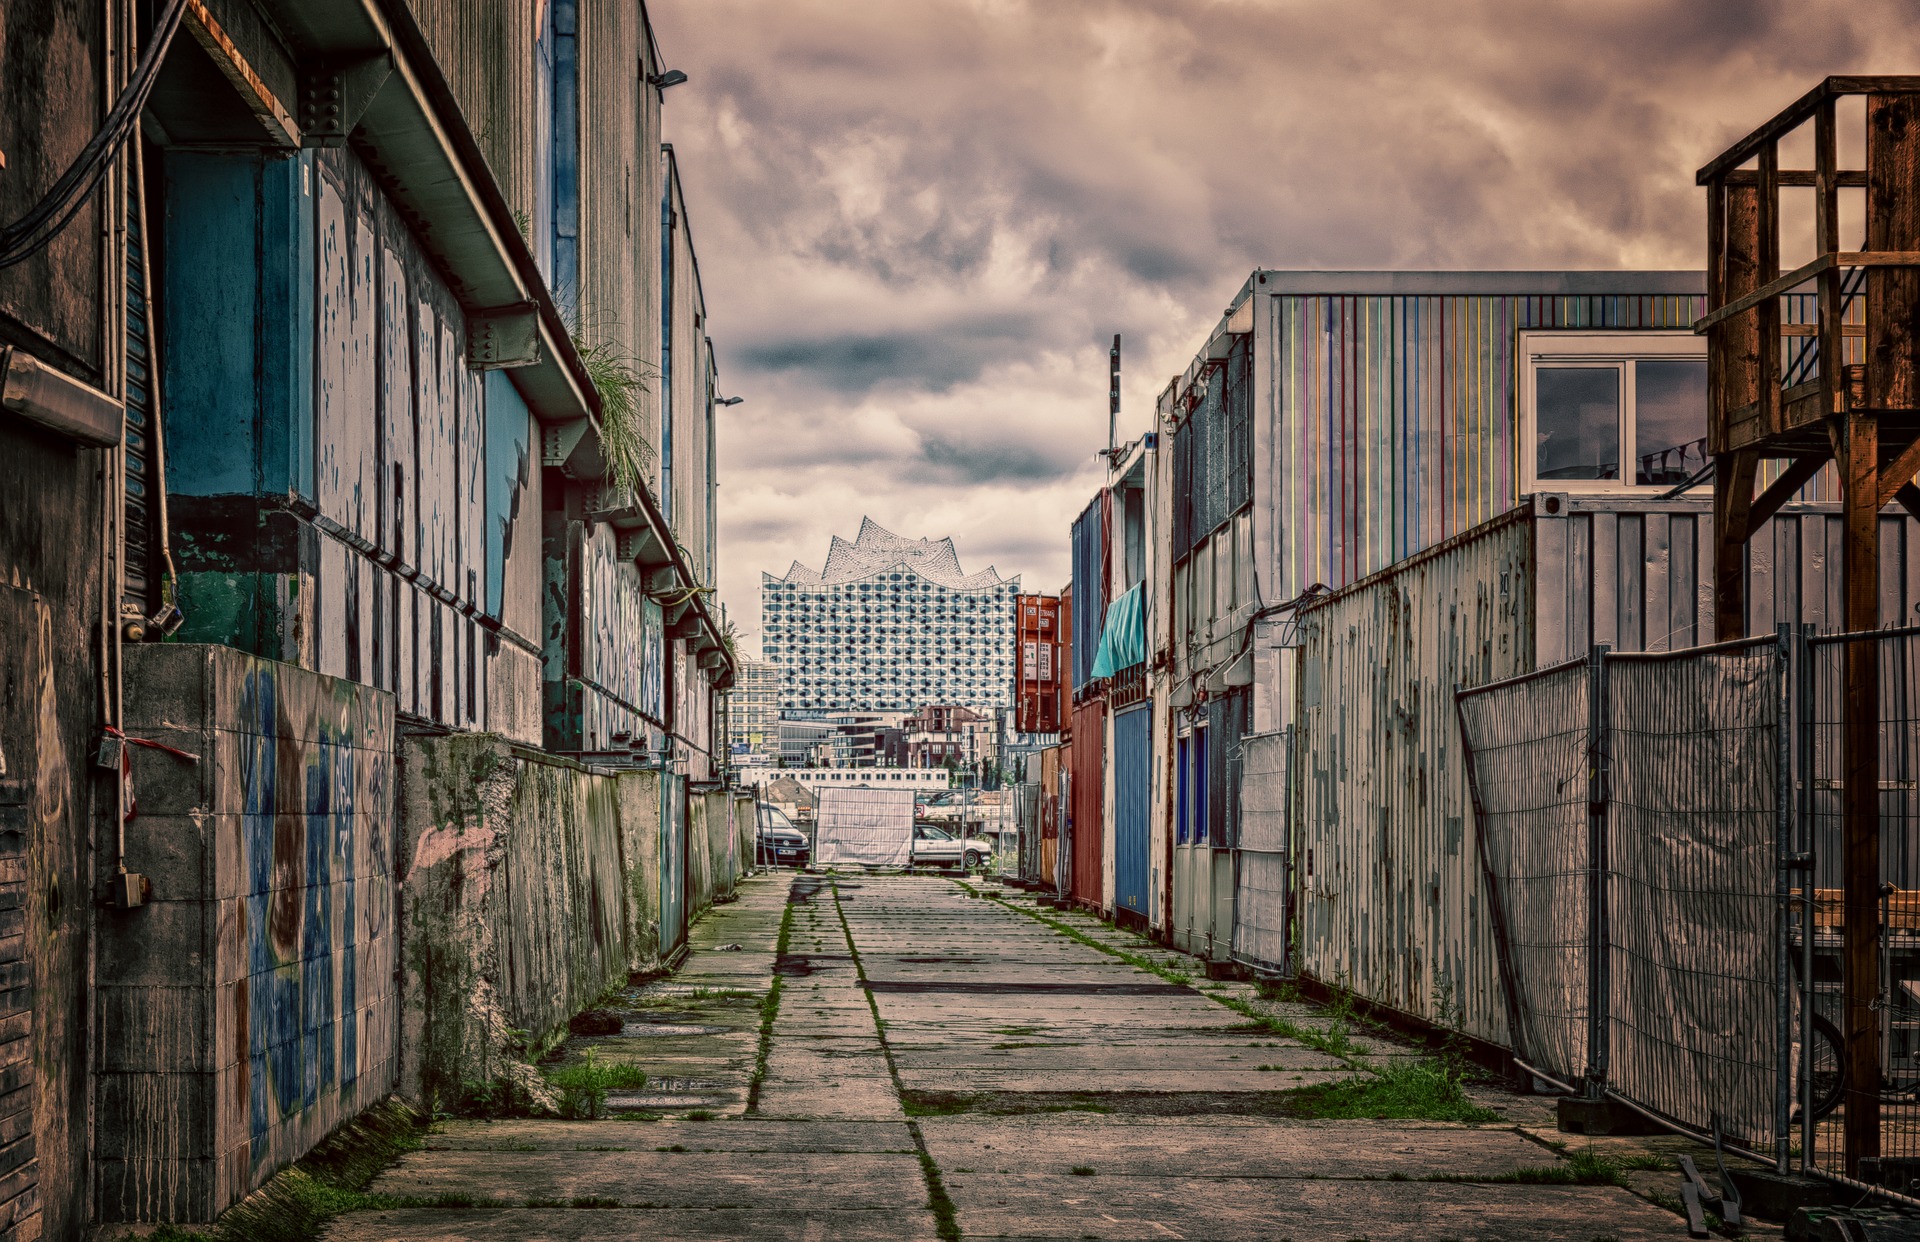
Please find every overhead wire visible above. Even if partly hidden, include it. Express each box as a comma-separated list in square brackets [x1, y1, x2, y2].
[0, 0, 190, 268]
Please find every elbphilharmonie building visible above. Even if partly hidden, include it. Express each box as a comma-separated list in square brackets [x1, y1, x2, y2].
[762, 519, 1019, 713]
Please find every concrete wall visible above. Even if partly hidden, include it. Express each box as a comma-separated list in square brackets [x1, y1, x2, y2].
[103, 645, 399, 1223]
[399, 736, 628, 1110]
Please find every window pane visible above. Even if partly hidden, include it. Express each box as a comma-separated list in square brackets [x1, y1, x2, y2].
[1536, 367, 1620, 481]
[1635, 359, 1708, 486]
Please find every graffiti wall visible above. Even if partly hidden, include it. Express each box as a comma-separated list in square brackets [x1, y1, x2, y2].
[101, 645, 397, 1223]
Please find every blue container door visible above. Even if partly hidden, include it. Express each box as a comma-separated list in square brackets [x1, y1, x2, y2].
[661, 773, 687, 957]
[1114, 705, 1151, 916]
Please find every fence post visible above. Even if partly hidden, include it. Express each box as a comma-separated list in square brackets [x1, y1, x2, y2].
[1775, 624, 1794, 1175]
[1586, 642, 1612, 1100]
[1798, 625, 1818, 1175]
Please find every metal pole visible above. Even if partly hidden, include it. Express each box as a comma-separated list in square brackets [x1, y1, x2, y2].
[1800, 625, 1818, 1175]
[1109, 334, 1121, 455]
[1586, 642, 1612, 1099]
[1775, 625, 1793, 1175]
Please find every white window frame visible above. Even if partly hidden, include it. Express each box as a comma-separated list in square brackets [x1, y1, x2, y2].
[1519, 331, 1707, 494]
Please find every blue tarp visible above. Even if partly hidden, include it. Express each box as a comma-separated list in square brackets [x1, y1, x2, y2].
[1089, 583, 1146, 680]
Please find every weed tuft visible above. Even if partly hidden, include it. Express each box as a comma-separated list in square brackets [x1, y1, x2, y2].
[545, 1048, 648, 1120]
[1070, 1165, 1097, 1176]
[1282, 1058, 1500, 1124]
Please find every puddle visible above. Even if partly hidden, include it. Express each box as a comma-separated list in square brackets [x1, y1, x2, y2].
[613, 1022, 729, 1037]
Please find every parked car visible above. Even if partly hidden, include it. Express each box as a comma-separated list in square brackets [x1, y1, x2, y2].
[758, 805, 811, 868]
[910, 822, 993, 869]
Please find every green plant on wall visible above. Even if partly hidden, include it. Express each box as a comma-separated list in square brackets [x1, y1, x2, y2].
[567, 310, 656, 497]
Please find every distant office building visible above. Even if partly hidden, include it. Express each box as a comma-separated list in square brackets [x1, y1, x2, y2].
[763, 518, 1019, 713]
[727, 659, 781, 762]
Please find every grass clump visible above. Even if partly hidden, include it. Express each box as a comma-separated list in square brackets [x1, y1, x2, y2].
[1070, 1165, 1097, 1176]
[546, 1048, 648, 1120]
[1283, 1058, 1500, 1124]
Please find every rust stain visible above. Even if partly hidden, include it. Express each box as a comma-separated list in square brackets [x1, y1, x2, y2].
[182, 0, 300, 147]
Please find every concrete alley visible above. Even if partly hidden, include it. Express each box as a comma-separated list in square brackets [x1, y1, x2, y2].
[322, 873, 1725, 1242]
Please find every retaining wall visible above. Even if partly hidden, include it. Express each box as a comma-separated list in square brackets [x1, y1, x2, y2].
[102, 645, 399, 1222]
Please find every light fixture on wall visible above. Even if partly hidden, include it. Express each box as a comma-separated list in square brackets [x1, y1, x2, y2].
[716, 395, 743, 406]
[650, 70, 689, 89]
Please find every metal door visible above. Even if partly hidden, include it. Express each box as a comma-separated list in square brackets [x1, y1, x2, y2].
[1113, 705, 1151, 918]
[660, 772, 687, 957]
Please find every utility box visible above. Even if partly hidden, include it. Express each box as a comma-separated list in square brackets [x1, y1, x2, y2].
[814, 787, 916, 868]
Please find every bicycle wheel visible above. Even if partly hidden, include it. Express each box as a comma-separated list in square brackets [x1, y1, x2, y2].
[1805, 1014, 1846, 1122]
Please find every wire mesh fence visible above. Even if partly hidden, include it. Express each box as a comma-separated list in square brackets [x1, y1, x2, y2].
[1456, 659, 1593, 1088]
[1606, 642, 1787, 1149]
[1457, 637, 1790, 1160]
[1802, 627, 1920, 1189]
[1232, 728, 1291, 974]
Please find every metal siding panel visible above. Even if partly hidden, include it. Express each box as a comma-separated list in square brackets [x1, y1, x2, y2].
[1591, 511, 1619, 648]
[1534, 512, 1567, 665]
[1113, 705, 1151, 915]
[1617, 513, 1643, 651]
[1643, 513, 1670, 651]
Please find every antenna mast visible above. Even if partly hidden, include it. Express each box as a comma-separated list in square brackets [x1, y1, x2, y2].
[1108, 334, 1121, 455]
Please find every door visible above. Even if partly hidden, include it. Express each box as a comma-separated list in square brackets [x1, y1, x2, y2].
[1113, 705, 1151, 919]
[660, 773, 687, 958]
[1070, 697, 1105, 907]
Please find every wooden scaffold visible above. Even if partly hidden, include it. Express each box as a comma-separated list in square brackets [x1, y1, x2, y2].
[1701, 76, 1920, 1175]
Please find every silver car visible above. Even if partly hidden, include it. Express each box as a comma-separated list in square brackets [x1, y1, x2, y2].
[911, 823, 993, 869]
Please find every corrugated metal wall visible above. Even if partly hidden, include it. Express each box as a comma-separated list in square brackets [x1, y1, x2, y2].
[1070, 494, 1107, 691]
[1266, 293, 1706, 601]
[1069, 697, 1106, 907]
[1297, 495, 1920, 1046]
[405, 0, 538, 223]
[1295, 508, 1534, 1045]
[1534, 499, 1920, 663]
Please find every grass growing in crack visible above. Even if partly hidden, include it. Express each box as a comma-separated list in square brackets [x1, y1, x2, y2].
[686, 987, 758, 1001]
[916, 1147, 963, 1242]
[747, 894, 797, 1112]
[545, 1048, 648, 1119]
[1070, 1165, 1097, 1176]
[1281, 1058, 1499, 1123]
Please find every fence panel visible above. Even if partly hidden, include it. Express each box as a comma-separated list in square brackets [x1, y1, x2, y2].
[1805, 628, 1920, 1184]
[1606, 641, 1784, 1146]
[1456, 661, 1592, 1086]
[1232, 729, 1291, 974]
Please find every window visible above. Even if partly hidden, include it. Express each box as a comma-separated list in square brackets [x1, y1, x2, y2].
[1521, 332, 1708, 492]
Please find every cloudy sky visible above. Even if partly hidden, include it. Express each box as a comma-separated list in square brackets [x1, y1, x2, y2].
[650, 0, 1913, 654]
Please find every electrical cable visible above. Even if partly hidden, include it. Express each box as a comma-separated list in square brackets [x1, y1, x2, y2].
[0, 0, 190, 268]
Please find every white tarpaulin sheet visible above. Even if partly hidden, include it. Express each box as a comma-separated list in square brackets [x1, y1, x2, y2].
[815, 787, 916, 867]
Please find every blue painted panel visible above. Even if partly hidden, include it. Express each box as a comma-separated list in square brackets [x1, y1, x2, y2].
[161, 151, 313, 500]
[1113, 705, 1151, 915]
[550, 0, 579, 314]
[483, 372, 532, 619]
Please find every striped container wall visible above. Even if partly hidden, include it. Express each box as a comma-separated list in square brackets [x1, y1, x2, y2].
[1268, 293, 1707, 601]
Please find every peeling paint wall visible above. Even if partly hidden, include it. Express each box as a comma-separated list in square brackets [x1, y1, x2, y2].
[102, 645, 398, 1223]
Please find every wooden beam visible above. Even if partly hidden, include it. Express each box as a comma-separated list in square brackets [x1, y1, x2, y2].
[1869, 94, 1920, 411]
[1712, 449, 1759, 640]
[1693, 252, 1920, 334]
[1817, 99, 1846, 423]
[1750, 452, 1830, 527]
[1726, 169, 1866, 188]
[1842, 406, 1882, 1174]
[1880, 437, 1920, 507]
[1697, 76, 1920, 185]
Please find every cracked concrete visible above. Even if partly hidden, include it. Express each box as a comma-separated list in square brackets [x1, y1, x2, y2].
[324, 872, 1779, 1241]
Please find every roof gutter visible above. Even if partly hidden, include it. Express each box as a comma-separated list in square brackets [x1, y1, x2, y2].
[257, 0, 601, 438]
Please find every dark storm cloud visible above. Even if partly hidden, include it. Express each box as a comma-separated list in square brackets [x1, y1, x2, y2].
[738, 313, 1041, 393]
[655, 0, 1920, 647]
